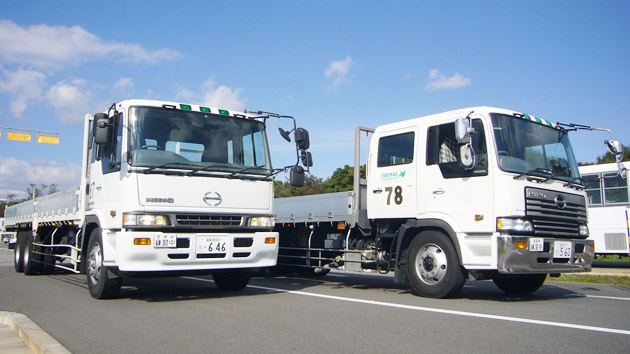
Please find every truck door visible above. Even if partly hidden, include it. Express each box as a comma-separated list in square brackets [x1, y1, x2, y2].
[419, 117, 493, 232]
[367, 127, 418, 219]
[88, 112, 124, 216]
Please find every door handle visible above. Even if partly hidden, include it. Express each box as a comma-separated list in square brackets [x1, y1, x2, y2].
[373, 188, 383, 194]
[433, 188, 445, 195]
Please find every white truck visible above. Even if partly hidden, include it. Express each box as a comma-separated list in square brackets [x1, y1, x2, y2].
[579, 161, 630, 255]
[274, 106, 625, 298]
[5, 99, 311, 299]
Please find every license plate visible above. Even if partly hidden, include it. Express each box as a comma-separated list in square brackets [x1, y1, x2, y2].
[154, 234, 177, 248]
[197, 235, 229, 254]
[553, 241, 572, 258]
[529, 238, 544, 252]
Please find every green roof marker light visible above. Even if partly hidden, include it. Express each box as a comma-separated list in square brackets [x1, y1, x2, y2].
[219, 109, 229, 115]
[179, 104, 192, 110]
[200, 107, 211, 112]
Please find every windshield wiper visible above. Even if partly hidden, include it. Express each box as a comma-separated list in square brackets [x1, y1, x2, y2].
[563, 177, 584, 190]
[227, 167, 273, 180]
[140, 162, 199, 174]
[513, 168, 553, 181]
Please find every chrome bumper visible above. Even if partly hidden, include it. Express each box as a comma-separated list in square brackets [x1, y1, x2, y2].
[497, 235, 594, 274]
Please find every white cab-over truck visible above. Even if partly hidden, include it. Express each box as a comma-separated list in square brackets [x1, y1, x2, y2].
[274, 106, 625, 298]
[5, 99, 311, 299]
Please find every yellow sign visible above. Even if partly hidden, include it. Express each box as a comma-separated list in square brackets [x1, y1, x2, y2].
[7, 131, 31, 142]
[37, 135, 59, 144]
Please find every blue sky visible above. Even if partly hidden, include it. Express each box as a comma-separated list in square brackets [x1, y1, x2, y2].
[0, 1, 629, 198]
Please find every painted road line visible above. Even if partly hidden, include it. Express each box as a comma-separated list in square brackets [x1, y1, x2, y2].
[569, 294, 630, 301]
[185, 277, 630, 336]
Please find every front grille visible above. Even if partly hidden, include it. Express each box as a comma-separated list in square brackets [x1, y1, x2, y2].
[176, 215, 242, 227]
[525, 187, 586, 238]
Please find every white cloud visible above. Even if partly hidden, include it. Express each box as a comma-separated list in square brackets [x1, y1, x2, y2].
[46, 79, 95, 124]
[0, 19, 181, 70]
[0, 157, 81, 197]
[113, 77, 134, 96]
[0, 67, 46, 117]
[325, 56, 355, 89]
[425, 69, 471, 91]
[200, 78, 245, 111]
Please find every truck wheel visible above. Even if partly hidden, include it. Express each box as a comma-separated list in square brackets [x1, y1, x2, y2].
[406, 231, 465, 298]
[86, 231, 122, 299]
[492, 274, 547, 295]
[23, 233, 43, 275]
[213, 269, 251, 291]
[14, 232, 25, 273]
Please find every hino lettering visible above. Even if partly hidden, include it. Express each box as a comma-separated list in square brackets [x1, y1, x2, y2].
[5, 99, 312, 299]
[146, 198, 175, 203]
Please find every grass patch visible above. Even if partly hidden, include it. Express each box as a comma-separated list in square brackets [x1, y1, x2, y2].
[595, 254, 630, 262]
[549, 274, 630, 286]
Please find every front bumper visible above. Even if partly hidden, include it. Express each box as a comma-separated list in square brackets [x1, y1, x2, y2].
[497, 235, 594, 274]
[107, 231, 279, 272]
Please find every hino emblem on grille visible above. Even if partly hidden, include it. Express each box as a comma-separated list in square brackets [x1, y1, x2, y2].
[203, 191, 222, 206]
[554, 195, 567, 210]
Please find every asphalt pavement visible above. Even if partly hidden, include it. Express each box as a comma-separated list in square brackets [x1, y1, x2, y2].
[1, 243, 629, 353]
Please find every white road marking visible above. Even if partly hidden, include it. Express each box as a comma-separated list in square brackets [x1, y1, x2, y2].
[569, 294, 630, 301]
[186, 276, 630, 336]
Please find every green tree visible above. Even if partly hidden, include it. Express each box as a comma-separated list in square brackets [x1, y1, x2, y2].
[323, 165, 366, 193]
[274, 174, 325, 198]
[596, 147, 630, 164]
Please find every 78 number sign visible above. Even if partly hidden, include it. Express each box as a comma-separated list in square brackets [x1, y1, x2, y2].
[385, 186, 403, 205]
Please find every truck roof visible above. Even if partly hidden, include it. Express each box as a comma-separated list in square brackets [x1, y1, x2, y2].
[109, 99, 259, 120]
[375, 106, 555, 131]
[578, 161, 630, 174]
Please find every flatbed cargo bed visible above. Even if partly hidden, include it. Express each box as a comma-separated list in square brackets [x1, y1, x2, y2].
[4, 187, 81, 226]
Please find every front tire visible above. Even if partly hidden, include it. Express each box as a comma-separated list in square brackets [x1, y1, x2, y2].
[86, 230, 122, 299]
[492, 274, 547, 295]
[213, 269, 251, 291]
[406, 231, 466, 298]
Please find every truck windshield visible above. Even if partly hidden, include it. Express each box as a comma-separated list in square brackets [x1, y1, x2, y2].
[491, 113, 581, 183]
[128, 107, 272, 175]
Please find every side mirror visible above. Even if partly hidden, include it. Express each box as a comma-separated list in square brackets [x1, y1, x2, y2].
[455, 118, 471, 144]
[606, 139, 624, 163]
[300, 151, 313, 167]
[278, 128, 291, 142]
[93, 113, 111, 145]
[294, 128, 310, 150]
[290, 166, 305, 187]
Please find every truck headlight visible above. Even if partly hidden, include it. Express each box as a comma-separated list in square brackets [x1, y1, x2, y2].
[497, 217, 534, 233]
[579, 224, 589, 236]
[123, 213, 168, 227]
[249, 216, 275, 228]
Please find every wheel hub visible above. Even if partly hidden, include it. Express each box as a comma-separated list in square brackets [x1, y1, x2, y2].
[88, 243, 102, 285]
[415, 244, 448, 285]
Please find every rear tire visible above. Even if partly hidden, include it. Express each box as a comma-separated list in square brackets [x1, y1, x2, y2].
[406, 231, 466, 298]
[14, 232, 25, 273]
[492, 274, 547, 295]
[213, 269, 251, 291]
[86, 230, 122, 299]
[23, 233, 42, 275]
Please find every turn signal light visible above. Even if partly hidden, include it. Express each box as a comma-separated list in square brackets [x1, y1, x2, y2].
[515, 241, 528, 249]
[134, 238, 151, 246]
[265, 237, 276, 244]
